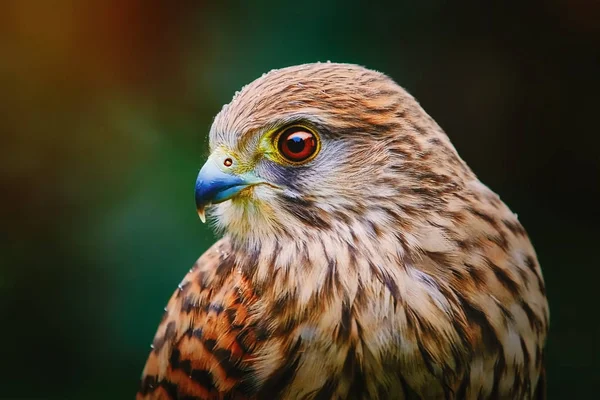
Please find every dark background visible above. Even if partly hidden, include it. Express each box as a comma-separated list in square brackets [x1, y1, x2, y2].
[1, 1, 598, 398]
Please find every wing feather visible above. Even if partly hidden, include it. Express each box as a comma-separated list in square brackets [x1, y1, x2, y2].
[136, 238, 264, 400]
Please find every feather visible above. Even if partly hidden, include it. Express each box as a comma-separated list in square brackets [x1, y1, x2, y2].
[137, 63, 549, 399]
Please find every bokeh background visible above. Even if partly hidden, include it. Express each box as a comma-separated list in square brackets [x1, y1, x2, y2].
[1, 1, 598, 398]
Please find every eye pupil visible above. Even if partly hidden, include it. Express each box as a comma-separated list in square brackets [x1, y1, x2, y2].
[287, 136, 306, 153]
[278, 128, 318, 162]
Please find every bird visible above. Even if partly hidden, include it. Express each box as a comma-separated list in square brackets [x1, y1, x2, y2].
[137, 63, 549, 399]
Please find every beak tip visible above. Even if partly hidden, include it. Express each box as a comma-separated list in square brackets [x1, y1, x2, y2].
[197, 207, 206, 223]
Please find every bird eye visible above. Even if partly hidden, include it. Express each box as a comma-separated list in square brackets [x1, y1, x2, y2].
[277, 127, 319, 163]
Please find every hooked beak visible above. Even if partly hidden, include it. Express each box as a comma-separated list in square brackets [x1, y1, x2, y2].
[195, 153, 263, 223]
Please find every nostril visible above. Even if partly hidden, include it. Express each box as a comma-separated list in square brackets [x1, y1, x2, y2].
[223, 158, 233, 167]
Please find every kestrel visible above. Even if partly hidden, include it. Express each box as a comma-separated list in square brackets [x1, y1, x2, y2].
[137, 63, 549, 399]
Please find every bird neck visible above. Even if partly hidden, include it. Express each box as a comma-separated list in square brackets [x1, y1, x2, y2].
[227, 213, 433, 309]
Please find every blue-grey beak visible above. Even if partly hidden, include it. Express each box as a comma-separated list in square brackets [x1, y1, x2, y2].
[195, 153, 262, 222]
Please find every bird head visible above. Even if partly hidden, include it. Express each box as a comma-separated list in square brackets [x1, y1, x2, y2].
[196, 63, 471, 246]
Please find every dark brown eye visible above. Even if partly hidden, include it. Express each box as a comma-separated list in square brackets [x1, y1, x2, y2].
[278, 128, 318, 163]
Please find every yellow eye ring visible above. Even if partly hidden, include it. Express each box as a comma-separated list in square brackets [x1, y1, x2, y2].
[273, 125, 321, 165]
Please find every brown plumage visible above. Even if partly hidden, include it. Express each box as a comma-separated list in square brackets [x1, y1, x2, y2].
[137, 63, 549, 399]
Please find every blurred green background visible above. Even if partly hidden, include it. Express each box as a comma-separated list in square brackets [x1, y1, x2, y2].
[1, 1, 598, 398]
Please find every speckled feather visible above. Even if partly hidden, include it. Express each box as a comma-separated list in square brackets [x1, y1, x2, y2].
[137, 63, 549, 399]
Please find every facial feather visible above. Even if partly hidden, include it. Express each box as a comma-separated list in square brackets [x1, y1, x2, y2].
[209, 66, 466, 246]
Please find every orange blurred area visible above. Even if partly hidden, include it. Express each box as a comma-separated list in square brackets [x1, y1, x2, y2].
[1, 1, 197, 88]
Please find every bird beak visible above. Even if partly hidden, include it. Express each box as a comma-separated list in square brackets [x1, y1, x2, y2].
[195, 153, 263, 223]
